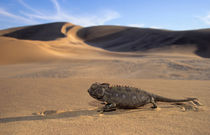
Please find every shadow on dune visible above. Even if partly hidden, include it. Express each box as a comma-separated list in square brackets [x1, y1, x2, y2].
[1, 101, 200, 123]
[0, 100, 152, 123]
[0, 109, 142, 123]
[1, 107, 160, 123]
[0, 109, 99, 123]
[3, 22, 67, 41]
[0, 102, 199, 123]
[2, 22, 210, 58]
[77, 26, 210, 58]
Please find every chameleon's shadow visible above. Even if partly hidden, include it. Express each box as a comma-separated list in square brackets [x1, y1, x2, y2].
[0, 101, 102, 123]
[0, 108, 146, 123]
[0, 109, 99, 123]
[0, 101, 200, 123]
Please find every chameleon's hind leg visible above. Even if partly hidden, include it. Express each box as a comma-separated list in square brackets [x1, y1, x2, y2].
[103, 103, 117, 112]
[191, 99, 203, 106]
[150, 97, 157, 108]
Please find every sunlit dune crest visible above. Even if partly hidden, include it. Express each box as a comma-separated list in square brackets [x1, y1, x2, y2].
[0, 22, 210, 65]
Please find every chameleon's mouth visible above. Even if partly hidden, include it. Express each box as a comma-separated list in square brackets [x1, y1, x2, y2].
[90, 94, 99, 99]
[88, 92, 104, 101]
[96, 97, 103, 100]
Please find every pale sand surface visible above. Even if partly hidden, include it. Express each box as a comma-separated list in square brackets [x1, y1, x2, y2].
[0, 22, 210, 135]
[0, 78, 210, 135]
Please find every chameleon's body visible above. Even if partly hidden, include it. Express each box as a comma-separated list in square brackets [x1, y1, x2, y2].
[88, 82, 200, 112]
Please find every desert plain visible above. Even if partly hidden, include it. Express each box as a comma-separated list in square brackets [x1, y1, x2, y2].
[0, 22, 210, 135]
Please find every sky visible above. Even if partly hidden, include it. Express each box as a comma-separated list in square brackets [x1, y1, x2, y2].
[0, 0, 210, 30]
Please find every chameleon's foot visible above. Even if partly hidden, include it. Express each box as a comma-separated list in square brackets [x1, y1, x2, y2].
[151, 97, 157, 108]
[102, 103, 117, 112]
[103, 108, 116, 112]
[97, 108, 116, 113]
[151, 106, 157, 109]
[191, 100, 203, 106]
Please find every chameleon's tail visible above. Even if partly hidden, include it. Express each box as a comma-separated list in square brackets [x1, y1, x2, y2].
[154, 95, 198, 103]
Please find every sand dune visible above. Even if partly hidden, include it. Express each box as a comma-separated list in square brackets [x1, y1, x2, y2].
[0, 22, 210, 65]
[0, 22, 108, 64]
[78, 25, 210, 57]
[0, 22, 210, 135]
[2, 22, 68, 41]
[0, 36, 62, 64]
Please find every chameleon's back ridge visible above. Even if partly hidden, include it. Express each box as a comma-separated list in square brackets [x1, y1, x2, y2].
[88, 82, 201, 112]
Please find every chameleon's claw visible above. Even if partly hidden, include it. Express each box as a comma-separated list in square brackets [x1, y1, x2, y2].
[102, 103, 117, 112]
[192, 100, 203, 106]
[103, 108, 116, 112]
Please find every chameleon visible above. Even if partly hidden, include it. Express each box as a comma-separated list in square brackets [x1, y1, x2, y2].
[88, 82, 201, 112]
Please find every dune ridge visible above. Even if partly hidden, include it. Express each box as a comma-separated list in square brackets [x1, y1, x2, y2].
[0, 22, 210, 65]
[77, 26, 210, 57]
[0, 22, 101, 64]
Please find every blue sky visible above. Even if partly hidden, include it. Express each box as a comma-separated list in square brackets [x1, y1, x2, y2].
[0, 0, 210, 30]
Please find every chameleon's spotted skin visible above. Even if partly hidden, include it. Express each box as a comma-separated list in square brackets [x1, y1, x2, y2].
[88, 82, 199, 112]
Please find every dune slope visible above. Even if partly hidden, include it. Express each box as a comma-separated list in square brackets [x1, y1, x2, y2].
[77, 26, 210, 57]
[0, 22, 106, 64]
[0, 22, 210, 64]
[2, 22, 69, 41]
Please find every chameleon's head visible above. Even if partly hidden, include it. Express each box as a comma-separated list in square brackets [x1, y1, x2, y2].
[88, 82, 110, 101]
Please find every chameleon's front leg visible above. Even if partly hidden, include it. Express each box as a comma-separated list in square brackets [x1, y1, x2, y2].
[103, 103, 117, 112]
[150, 97, 157, 108]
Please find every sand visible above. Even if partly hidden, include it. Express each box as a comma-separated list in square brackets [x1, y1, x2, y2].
[0, 22, 210, 135]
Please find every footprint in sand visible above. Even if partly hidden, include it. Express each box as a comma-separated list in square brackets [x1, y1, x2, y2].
[33, 110, 62, 116]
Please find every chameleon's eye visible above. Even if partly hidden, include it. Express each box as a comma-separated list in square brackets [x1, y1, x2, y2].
[91, 84, 98, 89]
